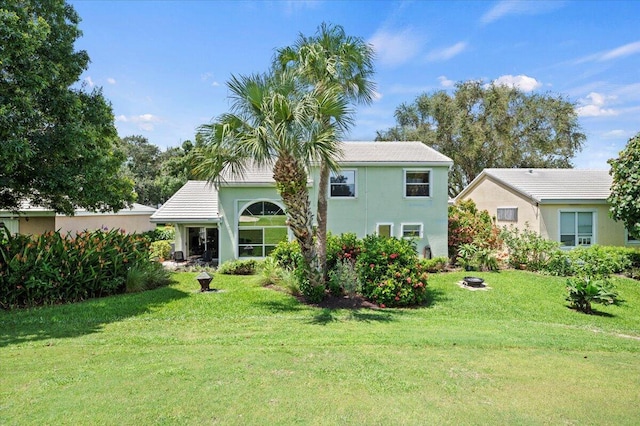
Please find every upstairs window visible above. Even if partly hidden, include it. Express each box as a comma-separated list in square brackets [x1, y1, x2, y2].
[330, 170, 356, 198]
[404, 170, 430, 197]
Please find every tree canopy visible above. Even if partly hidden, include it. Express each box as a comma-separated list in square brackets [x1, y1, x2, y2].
[608, 132, 640, 238]
[0, 0, 134, 214]
[376, 81, 586, 197]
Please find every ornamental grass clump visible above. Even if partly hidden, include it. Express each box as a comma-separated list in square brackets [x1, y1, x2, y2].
[0, 227, 162, 309]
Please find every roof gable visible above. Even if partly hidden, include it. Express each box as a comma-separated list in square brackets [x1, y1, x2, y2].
[463, 168, 612, 203]
[151, 181, 219, 222]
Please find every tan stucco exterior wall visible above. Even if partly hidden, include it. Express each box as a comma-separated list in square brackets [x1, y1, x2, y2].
[539, 203, 628, 247]
[457, 177, 541, 233]
[55, 215, 155, 235]
[19, 216, 55, 235]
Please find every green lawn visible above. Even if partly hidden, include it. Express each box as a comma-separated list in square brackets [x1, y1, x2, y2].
[1, 270, 639, 425]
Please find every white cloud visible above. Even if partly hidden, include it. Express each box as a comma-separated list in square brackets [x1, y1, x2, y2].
[115, 114, 162, 131]
[575, 92, 618, 117]
[602, 129, 627, 139]
[491, 74, 542, 92]
[481, 0, 564, 25]
[599, 40, 640, 61]
[426, 42, 467, 62]
[369, 28, 422, 67]
[202, 72, 221, 87]
[107, 77, 116, 85]
[438, 76, 455, 88]
[84, 76, 95, 88]
[372, 90, 383, 101]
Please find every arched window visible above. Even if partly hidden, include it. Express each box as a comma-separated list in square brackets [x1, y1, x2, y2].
[238, 201, 288, 257]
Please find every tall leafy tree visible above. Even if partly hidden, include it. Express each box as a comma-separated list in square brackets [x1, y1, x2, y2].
[275, 23, 376, 277]
[194, 70, 349, 301]
[376, 81, 586, 197]
[119, 135, 162, 206]
[0, 0, 134, 214]
[608, 132, 640, 238]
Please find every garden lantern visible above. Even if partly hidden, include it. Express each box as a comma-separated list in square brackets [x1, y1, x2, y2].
[196, 271, 214, 292]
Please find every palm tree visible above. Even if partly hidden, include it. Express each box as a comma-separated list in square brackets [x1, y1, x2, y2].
[276, 23, 376, 278]
[193, 70, 350, 301]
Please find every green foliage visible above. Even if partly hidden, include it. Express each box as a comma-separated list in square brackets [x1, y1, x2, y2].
[326, 232, 362, 271]
[0, 0, 135, 214]
[327, 260, 361, 297]
[448, 200, 501, 261]
[270, 240, 303, 271]
[566, 275, 618, 314]
[377, 80, 585, 197]
[149, 240, 172, 261]
[356, 235, 428, 307]
[500, 225, 562, 272]
[0, 229, 152, 309]
[125, 261, 172, 293]
[608, 132, 640, 237]
[419, 256, 449, 273]
[217, 259, 257, 275]
[456, 244, 499, 272]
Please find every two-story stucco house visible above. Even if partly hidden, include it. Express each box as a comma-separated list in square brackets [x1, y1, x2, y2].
[455, 168, 639, 248]
[151, 141, 453, 264]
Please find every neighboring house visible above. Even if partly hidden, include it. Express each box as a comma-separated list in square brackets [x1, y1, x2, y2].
[151, 141, 453, 264]
[0, 202, 157, 236]
[455, 168, 639, 248]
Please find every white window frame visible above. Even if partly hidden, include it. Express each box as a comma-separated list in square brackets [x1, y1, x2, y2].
[376, 223, 394, 238]
[626, 229, 640, 245]
[403, 169, 431, 198]
[237, 200, 288, 258]
[497, 206, 518, 222]
[401, 223, 423, 239]
[329, 169, 357, 198]
[558, 209, 597, 248]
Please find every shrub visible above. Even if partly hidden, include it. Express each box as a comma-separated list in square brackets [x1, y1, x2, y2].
[326, 232, 362, 271]
[0, 229, 152, 309]
[142, 226, 175, 242]
[217, 259, 257, 275]
[419, 256, 448, 273]
[150, 240, 172, 261]
[448, 200, 501, 260]
[567, 245, 632, 277]
[500, 225, 562, 272]
[270, 240, 302, 271]
[328, 259, 360, 297]
[566, 275, 618, 314]
[355, 235, 428, 307]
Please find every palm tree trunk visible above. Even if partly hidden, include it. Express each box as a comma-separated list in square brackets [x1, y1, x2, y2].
[316, 160, 329, 279]
[274, 156, 324, 301]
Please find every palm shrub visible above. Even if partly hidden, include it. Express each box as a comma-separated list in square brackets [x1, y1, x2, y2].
[327, 259, 360, 297]
[355, 235, 429, 307]
[566, 274, 618, 314]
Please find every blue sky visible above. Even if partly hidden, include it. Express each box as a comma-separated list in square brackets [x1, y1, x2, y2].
[70, 0, 640, 169]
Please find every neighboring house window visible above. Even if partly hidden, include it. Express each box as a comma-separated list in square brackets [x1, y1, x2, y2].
[560, 211, 595, 247]
[238, 201, 288, 257]
[402, 223, 423, 239]
[330, 170, 356, 198]
[404, 170, 430, 197]
[497, 207, 518, 222]
[626, 229, 640, 245]
[377, 223, 393, 238]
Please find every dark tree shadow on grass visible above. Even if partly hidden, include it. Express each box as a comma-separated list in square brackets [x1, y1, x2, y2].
[0, 286, 189, 348]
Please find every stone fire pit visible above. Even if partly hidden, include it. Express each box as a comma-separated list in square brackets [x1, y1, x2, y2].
[463, 276, 485, 288]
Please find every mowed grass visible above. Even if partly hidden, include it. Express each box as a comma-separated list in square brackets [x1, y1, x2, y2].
[1, 270, 639, 425]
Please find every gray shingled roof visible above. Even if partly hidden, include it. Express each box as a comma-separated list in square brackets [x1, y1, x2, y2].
[151, 181, 219, 222]
[339, 141, 453, 164]
[482, 168, 612, 202]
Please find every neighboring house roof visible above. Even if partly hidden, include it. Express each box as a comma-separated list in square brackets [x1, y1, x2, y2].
[66, 203, 157, 217]
[458, 168, 612, 203]
[151, 181, 219, 223]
